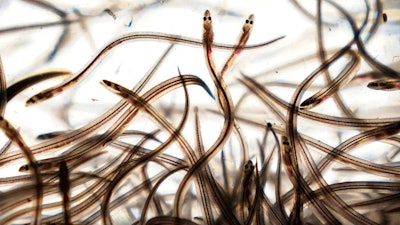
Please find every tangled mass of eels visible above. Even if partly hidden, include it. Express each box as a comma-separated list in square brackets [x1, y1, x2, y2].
[0, 0, 399, 224]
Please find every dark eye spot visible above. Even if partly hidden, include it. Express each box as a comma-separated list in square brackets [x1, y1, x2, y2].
[203, 17, 206, 21]
[250, 21, 253, 25]
[20, 164, 29, 171]
[208, 16, 211, 20]
[283, 141, 289, 145]
[244, 160, 253, 170]
[369, 82, 378, 87]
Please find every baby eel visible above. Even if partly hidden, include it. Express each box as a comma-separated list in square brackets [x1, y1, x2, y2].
[25, 31, 284, 106]
[221, 13, 257, 198]
[241, 160, 255, 223]
[238, 74, 400, 128]
[301, 49, 361, 110]
[223, 14, 256, 186]
[0, 44, 172, 166]
[59, 161, 72, 225]
[6, 69, 71, 101]
[0, 117, 43, 225]
[281, 136, 303, 225]
[367, 78, 400, 91]
[220, 14, 254, 77]
[173, 10, 237, 224]
[315, 0, 354, 117]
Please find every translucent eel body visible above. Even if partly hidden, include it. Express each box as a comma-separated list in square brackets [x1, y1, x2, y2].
[26, 31, 284, 106]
